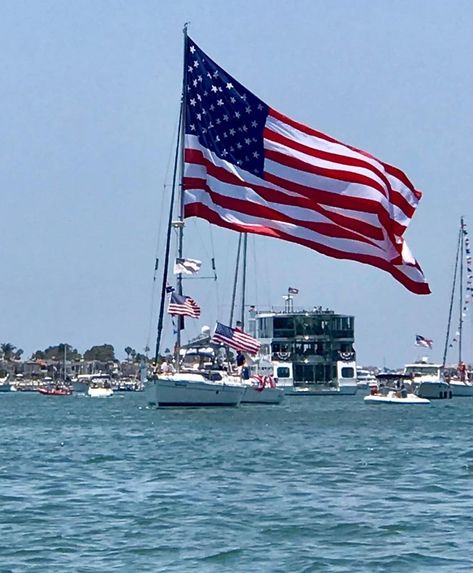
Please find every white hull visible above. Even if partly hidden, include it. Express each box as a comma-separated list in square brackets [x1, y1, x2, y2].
[149, 374, 243, 407]
[415, 381, 452, 400]
[241, 385, 285, 404]
[365, 391, 430, 405]
[88, 387, 113, 398]
[285, 383, 357, 396]
[449, 381, 473, 397]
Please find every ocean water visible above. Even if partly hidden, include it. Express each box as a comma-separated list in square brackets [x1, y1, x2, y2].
[0, 392, 471, 573]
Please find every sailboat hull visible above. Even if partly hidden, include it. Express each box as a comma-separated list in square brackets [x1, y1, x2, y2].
[449, 381, 473, 397]
[148, 374, 244, 408]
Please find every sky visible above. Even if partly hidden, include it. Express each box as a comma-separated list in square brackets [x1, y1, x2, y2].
[1, 0, 472, 368]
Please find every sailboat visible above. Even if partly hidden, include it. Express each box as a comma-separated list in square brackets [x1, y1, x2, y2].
[221, 233, 284, 404]
[442, 217, 473, 397]
[146, 31, 243, 408]
[38, 344, 73, 396]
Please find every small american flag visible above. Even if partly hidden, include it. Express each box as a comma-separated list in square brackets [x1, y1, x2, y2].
[168, 292, 201, 319]
[212, 321, 260, 355]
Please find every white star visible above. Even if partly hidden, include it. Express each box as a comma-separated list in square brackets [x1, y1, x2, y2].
[241, 94, 247, 101]
[251, 120, 258, 128]
[229, 128, 236, 136]
[217, 99, 224, 106]
[253, 151, 259, 158]
[190, 45, 196, 54]
[230, 97, 236, 104]
[235, 111, 241, 118]
[257, 103, 263, 110]
[226, 82, 234, 90]
[211, 85, 218, 93]
[222, 149, 228, 156]
[223, 114, 229, 121]
[245, 138, 251, 145]
[245, 106, 252, 114]
[209, 104, 215, 111]
[197, 94, 202, 101]
[196, 113, 202, 121]
[215, 135, 220, 142]
[213, 70, 219, 78]
[193, 60, 199, 68]
[242, 125, 248, 132]
[193, 79, 198, 87]
[188, 66, 193, 73]
[198, 75, 202, 82]
[216, 118, 221, 124]
[237, 142, 242, 149]
[190, 98, 196, 106]
[190, 124, 196, 131]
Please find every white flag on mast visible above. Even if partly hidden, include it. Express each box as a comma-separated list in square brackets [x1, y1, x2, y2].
[173, 257, 202, 275]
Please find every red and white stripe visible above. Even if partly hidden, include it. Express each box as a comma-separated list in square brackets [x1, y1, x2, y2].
[183, 109, 430, 295]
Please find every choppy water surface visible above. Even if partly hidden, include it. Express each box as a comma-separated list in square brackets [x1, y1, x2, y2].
[0, 392, 471, 572]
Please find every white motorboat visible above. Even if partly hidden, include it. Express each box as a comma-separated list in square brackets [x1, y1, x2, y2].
[148, 372, 243, 407]
[88, 384, 113, 398]
[364, 390, 430, 405]
[403, 360, 452, 399]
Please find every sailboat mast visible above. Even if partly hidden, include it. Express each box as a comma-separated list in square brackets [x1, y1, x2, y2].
[175, 23, 190, 362]
[154, 107, 183, 364]
[229, 234, 242, 327]
[459, 216, 464, 364]
[442, 218, 462, 367]
[241, 233, 248, 329]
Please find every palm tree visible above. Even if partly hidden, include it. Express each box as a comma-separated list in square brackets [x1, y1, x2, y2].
[124, 346, 133, 361]
[1, 343, 17, 361]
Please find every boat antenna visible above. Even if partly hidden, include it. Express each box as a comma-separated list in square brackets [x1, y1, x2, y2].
[442, 217, 462, 367]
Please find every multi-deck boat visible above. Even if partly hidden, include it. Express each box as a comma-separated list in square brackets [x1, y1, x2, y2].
[248, 302, 358, 395]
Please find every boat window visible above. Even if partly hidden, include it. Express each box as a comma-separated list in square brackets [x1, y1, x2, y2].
[341, 367, 355, 378]
[273, 316, 295, 337]
[276, 366, 290, 378]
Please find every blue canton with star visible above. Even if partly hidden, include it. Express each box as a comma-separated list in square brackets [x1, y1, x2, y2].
[185, 37, 269, 177]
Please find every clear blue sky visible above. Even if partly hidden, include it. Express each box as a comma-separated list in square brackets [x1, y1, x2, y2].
[1, 0, 471, 367]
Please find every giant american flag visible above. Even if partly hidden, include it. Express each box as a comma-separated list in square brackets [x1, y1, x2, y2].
[182, 37, 430, 295]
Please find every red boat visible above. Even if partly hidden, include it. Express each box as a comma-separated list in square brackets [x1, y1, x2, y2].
[38, 386, 72, 396]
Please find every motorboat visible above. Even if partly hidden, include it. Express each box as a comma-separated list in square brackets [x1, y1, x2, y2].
[147, 372, 244, 407]
[364, 390, 430, 405]
[38, 385, 72, 396]
[364, 373, 430, 405]
[87, 380, 113, 398]
[403, 360, 452, 399]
